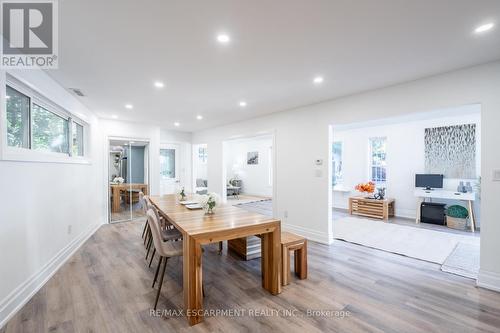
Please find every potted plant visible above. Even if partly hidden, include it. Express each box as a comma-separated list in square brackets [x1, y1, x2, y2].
[354, 181, 376, 198]
[200, 192, 220, 215]
[177, 187, 187, 201]
[446, 205, 469, 230]
[112, 176, 124, 184]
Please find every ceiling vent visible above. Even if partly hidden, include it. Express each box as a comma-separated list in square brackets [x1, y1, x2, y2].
[69, 88, 85, 97]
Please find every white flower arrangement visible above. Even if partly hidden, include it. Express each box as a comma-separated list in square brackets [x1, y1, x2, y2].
[199, 192, 220, 214]
[113, 177, 125, 184]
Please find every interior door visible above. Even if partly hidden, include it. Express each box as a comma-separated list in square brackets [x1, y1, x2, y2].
[160, 144, 180, 195]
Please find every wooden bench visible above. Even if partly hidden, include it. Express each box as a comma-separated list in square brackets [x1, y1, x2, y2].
[281, 232, 307, 286]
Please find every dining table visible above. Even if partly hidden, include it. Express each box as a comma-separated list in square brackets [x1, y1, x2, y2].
[110, 183, 148, 212]
[149, 194, 282, 326]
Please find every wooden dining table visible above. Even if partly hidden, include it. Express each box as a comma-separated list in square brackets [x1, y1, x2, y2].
[110, 183, 148, 212]
[149, 194, 282, 326]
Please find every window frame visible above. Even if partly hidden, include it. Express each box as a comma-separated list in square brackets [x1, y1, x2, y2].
[332, 141, 343, 186]
[2, 74, 90, 164]
[369, 137, 387, 185]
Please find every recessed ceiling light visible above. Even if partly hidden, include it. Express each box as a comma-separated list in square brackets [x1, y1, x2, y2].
[154, 81, 164, 88]
[5, 95, 10, 99]
[475, 22, 495, 34]
[196, 115, 203, 120]
[217, 34, 230, 44]
[124, 104, 133, 109]
[313, 76, 324, 85]
[174, 122, 180, 127]
[111, 115, 118, 119]
[239, 101, 247, 107]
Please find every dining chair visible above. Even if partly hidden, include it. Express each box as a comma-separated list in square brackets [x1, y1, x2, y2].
[146, 209, 184, 310]
[139, 192, 149, 240]
[145, 201, 182, 267]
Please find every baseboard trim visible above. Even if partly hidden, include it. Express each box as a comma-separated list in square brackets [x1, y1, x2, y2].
[0, 222, 102, 329]
[282, 223, 333, 245]
[477, 269, 500, 293]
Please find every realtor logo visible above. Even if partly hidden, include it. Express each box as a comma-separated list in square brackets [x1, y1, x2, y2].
[1, 0, 58, 68]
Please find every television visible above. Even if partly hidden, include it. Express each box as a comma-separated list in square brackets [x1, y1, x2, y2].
[415, 174, 443, 190]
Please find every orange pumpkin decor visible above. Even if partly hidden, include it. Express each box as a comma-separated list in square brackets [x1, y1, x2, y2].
[355, 181, 376, 194]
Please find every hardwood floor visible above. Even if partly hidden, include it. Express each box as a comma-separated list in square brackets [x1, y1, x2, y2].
[3, 219, 499, 333]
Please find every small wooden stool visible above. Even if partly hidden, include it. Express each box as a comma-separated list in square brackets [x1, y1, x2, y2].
[281, 232, 307, 286]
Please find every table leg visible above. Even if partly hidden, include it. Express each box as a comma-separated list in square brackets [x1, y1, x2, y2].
[281, 244, 289, 286]
[183, 235, 203, 326]
[415, 197, 422, 224]
[261, 225, 281, 294]
[295, 240, 307, 280]
[112, 187, 121, 213]
[468, 200, 476, 232]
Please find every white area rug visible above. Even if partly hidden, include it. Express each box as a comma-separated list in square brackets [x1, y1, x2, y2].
[441, 242, 480, 279]
[334, 217, 478, 264]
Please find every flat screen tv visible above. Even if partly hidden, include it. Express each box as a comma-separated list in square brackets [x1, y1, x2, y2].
[415, 174, 443, 190]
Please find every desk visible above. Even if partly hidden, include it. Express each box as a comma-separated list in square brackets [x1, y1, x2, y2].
[110, 183, 148, 213]
[414, 189, 476, 232]
[150, 194, 281, 326]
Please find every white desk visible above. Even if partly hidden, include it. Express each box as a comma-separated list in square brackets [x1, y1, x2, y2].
[414, 189, 476, 232]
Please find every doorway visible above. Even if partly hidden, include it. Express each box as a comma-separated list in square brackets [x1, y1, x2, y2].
[222, 134, 275, 216]
[160, 143, 180, 195]
[329, 106, 481, 278]
[108, 139, 150, 223]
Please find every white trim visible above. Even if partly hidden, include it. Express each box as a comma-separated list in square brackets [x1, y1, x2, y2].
[282, 223, 334, 245]
[0, 222, 102, 329]
[477, 269, 500, 293]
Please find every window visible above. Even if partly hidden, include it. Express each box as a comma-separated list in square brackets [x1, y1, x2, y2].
[198, 146, 207, 163]
[6, 86, 30, 148]
[4, 77, 88, 160]
[370, 137, 387, 184]
[332, 141, 343, 186]
[32, 103, 69, 154]
[72, 122, 84, 156]
[160, 148, 176, 178]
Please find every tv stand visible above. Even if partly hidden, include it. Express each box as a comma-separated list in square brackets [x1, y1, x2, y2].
[414, 189, 476, 232]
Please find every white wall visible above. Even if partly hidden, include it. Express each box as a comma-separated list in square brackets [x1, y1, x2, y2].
[332, 108, 481, 221]
[193, 61, 500, 292]
[224, 135, 273, 197]
[0, 69, 104, 327]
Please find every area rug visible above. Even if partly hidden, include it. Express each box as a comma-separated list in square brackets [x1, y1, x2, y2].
[334, 217, 478, 264]
[441, 242, 480, 279]
[235, 199, 273, 216]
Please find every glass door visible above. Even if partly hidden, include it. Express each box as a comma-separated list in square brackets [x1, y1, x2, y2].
[160, 144, 179, 195]
[109, 139, 149, 223]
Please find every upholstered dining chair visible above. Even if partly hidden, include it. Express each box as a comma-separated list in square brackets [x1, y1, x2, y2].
[139, 192, 149, 240]
[146, 209, 184, 310]
[145, 200, 182, 267]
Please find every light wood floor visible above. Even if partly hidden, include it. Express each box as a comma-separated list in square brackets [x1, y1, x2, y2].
[2, 219, 499, 333]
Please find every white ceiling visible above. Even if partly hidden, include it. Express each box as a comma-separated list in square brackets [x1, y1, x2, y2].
[47, 0, 500, 132]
